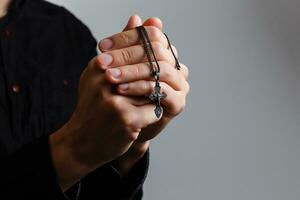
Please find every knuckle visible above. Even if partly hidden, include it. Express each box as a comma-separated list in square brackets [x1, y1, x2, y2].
[185, 81, 190, 94]
[119, 49, 133, 64]
[120, 112, 131, 126]
[181, 95, 187, 109]
[179, 63, 189, 78]
[142, 80, 153, 94]
[119, 32, 131, 45]
[171, 94, 186, 116]
[148, 26, 168, 47]
[111, 96, 122, 107]
[127, 130, 139, 141]
[88, 56, 101, 72]
[144, 62, 153, 76]
[105, 96, 122, 111]
[171, 45, 178, 57]
[161, 60, 173, 70]
[179, 100, 186, 114]
[131, 64, 141, 77]
[184, 64, 190, 79]
[159, 82, 167, 94]
[152, 41, 166, 59]
[148, 26, 161, 41]
[161, 62, 177, 82]
[99, 84, 110, 99]
[93, 56, 101, 67]
[163, 65, 173, 79]
[173, 104, 184, 116]
[120, 112, 139, 130]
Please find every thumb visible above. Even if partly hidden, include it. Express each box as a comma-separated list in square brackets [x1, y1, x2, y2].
[123, 14, 143, 31]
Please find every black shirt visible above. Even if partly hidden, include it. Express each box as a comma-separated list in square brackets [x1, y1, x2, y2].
[0, 15, 8, 145]
[0, 0, 149, 199]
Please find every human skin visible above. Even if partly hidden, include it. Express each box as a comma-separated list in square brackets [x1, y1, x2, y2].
[0, 0, 11, 17]
[0, 0, 188, 193]
[102, 16, 190, 175]
[51, 14, 189, 191]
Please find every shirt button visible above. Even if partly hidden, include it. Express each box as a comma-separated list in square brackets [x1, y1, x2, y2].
[63, 79, 68, 86]
[12, 84, 20, 93]
[5, 28, 11, 37]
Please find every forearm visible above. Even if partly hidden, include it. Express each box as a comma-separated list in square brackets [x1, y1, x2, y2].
[49, 121, 104, 192]
[50, 121, 149, 191]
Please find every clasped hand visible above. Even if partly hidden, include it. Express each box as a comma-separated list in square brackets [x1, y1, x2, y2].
[50, 15, 190, 190]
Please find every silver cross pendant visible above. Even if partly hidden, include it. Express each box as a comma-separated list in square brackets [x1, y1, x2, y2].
[149, 81, 167, 118]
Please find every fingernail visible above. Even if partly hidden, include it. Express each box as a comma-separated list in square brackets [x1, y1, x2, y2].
[100, 38, 113, 51]
[108, 68, 121, 78]
[99, 53, 113, 67]
[119, 83, 129, 91]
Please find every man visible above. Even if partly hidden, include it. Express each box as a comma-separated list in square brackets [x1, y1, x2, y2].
[0, 0, 190, 199]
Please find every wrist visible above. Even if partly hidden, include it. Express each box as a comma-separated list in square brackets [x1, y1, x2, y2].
[126, 141, 150, 158]
[112, 141, 149, 176]
[49, 121, 98, 191]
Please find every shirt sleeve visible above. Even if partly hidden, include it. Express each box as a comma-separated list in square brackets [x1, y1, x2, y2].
[78, 150, 150, 199]
[0, 136, 69, 199]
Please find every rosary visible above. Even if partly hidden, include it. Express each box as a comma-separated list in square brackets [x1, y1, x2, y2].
[136, 26, 181, 118]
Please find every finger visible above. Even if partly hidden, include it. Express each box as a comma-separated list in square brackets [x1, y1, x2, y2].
[179, 62, 189, 80]
[105, 61, 187, 91]
[167, 45, 189, 81]
[123, 15, 143, 31]
[118, 102, 161, 131]
[117, 80, 187, 117]
[133, 103, 163, 128]
[102, 90, 160, 131]
[129, 97, 151, 106]
[101, 90, 134, 114]
[82, 56, 107, 88]
[170, 45, 178, 58]
[94, 51, 185, 81]
[118, 94, 151, 106]
[98, 42, 175, 69]
[98, 14, 141, 54]
[103, 86, 149, 108]
[99, 26, 168, 52]
[143, 17, 163, 30]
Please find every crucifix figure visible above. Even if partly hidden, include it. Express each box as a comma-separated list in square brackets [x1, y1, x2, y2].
[149, 81, 167, 118]
[136, 26, 180, 118]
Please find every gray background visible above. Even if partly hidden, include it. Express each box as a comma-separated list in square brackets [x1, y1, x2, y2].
[47, 0, 300, 199]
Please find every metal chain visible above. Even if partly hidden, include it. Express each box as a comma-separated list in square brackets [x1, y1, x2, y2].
[136, 26, 166, 118]
[163, 33, 181, 70]
[136, 26, 181, 118]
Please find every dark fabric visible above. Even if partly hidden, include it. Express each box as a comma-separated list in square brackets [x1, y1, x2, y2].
[80, 150, 149, 200]
[0, 0, 149, 199]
